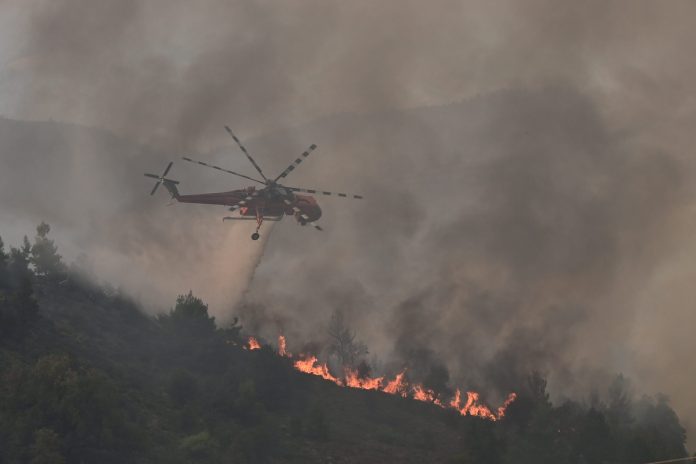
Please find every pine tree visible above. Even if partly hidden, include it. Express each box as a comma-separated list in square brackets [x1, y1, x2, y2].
[30, 428, 65, 464]
[160, 291, 216, 336]
[30, 222, 65, 278]
[0, 235, 8, 288]
[8, 244, 32, 285]
[21, 235, 31, 260]
[1, 243, 38, 338]
[0, 235, 7, 267]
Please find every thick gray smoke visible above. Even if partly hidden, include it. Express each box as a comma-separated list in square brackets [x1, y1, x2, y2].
[2, 0, 696, 443]
[243, 89, 690, 396]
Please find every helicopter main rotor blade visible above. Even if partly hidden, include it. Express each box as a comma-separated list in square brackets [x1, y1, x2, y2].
[181, 156, 265, 185]
[224, 126, 269, 182]
[273, 144, 318, 182]
[286, 187, 363, 200]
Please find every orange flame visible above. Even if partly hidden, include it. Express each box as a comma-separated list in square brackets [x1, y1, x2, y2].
[449, 389, 516, 420]
[496, 392, 518, 419]
[412, 385, 444, 406]
[463, 391, 496, 420]
[413, 385, 435, 402]
[246, 336, 261, 351]
[382, 371, 408, 397]
[278, 335, 290, 357]
[293, 356, 340, 384]
[344, 369, 383, 390]
[449, 389, 462, 409]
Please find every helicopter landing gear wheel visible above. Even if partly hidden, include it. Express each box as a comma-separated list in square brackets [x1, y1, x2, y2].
[251, 205, 264, 241]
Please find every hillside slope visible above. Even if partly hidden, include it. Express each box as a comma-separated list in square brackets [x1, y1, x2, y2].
[1, 274, 476, 463]
[0, 241, 691, 463]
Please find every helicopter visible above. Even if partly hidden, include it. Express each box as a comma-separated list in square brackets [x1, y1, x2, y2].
[145, 126, 363, 240]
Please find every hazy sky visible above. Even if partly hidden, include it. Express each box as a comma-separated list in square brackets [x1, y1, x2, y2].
[2, 0, 696, 445]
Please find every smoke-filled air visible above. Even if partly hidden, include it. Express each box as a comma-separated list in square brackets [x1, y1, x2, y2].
[2, 0, 696, 458]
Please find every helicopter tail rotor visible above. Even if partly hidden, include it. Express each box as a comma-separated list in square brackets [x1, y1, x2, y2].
[144, 162, 180, 198]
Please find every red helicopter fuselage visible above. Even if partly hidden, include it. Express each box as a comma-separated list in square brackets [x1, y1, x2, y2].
[174, 186, 322, 223]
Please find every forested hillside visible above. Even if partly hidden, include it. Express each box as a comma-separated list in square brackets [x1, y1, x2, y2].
[0, 224, 690, 463]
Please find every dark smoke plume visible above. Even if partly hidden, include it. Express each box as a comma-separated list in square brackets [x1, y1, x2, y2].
[2, 0, 696, 445]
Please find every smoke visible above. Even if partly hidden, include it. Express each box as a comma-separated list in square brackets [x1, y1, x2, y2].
[244, 88, 690, 398]
[2, 0, 696, 443]
[0, 115, 270, 320]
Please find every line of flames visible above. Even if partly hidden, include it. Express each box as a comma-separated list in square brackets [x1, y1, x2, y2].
[246, 336, 516, 420]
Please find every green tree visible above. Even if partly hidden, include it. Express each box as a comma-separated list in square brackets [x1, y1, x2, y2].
[179, 430, 219, 461]
[607, 373, 633, 428]
[0, 235, 7, 271]
[160, 291, 216, 336]
[504, 371, 552, 430]
[26, 355, 137, 462]
[502, 372, 571, 464]
[630, 395, 688, 461]
[0, 235, 8, 291]
[31, 222, 65, 277]
[220, 316, 243, 344]
[0, 243, 38, 339]
[232, 418, 282, 462]
[457, 419, 501, 464]
[30, 428, 65, 464]
[234, 379, 259, 422]
[8, 241, 32, 285]
[21, 235, 32, 258]
[574, 407, 615, 463]
[168, 369, 199, 406]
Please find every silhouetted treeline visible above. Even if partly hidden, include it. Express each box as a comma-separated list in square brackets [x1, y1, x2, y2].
[0, 224, 691, 463]
[453, 372, 689, 464]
